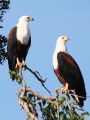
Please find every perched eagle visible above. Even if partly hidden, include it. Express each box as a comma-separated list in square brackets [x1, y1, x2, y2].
[53, 35, 86, 107]
[7, 16, 34, 80]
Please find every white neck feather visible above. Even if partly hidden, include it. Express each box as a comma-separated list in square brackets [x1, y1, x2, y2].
[16, 21, 30, 45]
[53, 40, 67, 69]
[55, 40, 67, 53]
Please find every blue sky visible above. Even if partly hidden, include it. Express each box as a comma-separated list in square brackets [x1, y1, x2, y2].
[1, 0, 90, 119]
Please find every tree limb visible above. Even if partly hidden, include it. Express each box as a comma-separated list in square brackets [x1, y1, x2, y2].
[24, 64, 51, 95]
[18, 79, 38, 120]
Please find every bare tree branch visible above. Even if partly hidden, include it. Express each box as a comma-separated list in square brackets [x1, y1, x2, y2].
[26, 87, 56, 105]
[24, 64, 51, 95]
[18, 79, 38, 120]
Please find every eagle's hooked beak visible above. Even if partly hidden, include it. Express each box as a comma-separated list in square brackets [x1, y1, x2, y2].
[27, 17, 34, 21]
[64, 36, 70, 41]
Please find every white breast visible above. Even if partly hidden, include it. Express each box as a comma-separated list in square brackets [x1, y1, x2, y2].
[53, 51, 58, 69]
[53, 40, 67, 70]
[16, 23, 30, 45]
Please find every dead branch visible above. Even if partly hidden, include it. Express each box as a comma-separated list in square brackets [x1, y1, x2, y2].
[24, 64, 46, 83]
[26, 87, 56, 105]
[24, 64, 51, 95]
[69, 90, 85, 99]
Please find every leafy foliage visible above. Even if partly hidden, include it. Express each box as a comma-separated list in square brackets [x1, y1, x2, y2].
[0, 0, 10, 64]
[39, 95, 89, 120]
[0, 0, 10, 26]
[0, 35, 7, 63]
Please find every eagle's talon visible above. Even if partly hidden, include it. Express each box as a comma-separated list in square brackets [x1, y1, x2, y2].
[61, 83, 69, 93]
[16, 58, 25, 68]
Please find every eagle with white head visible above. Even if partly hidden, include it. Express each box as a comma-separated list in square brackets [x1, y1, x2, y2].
[53, 35, 86, 107]
[7, 16, 34, 80]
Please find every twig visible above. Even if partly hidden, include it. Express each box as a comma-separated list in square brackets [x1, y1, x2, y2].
[24, 64, 45, 83]
[26, 87, 56, 105]
[55, 88, 85, 100]
[69, 90, 85, 99]
[24, 64, 51, 95]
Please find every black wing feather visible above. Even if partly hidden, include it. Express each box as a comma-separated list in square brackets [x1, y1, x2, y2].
[7, 27, 17, 71]
[17, 36, 31, 62]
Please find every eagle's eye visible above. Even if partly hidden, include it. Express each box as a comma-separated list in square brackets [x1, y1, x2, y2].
[62, 37, 64, 39]
[27, 17, 30, 19]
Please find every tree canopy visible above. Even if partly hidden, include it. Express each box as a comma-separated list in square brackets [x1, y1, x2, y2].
[0, 0, 10, 64]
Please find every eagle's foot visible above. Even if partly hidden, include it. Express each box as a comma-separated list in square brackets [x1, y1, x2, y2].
[16, 58, 25, 68]
[61, 83, 69, 93]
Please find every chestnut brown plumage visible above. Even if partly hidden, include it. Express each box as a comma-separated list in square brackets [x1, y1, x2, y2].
[53, 35, 86, 107]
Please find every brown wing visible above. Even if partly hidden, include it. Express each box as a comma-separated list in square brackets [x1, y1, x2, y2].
[57, 52, 86, 107]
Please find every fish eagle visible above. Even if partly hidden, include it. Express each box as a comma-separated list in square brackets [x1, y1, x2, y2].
[7, 16, 34, 80]
[53, 35, 86, 107]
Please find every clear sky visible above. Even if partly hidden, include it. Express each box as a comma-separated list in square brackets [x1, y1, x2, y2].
[0, 0, 90, 119]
